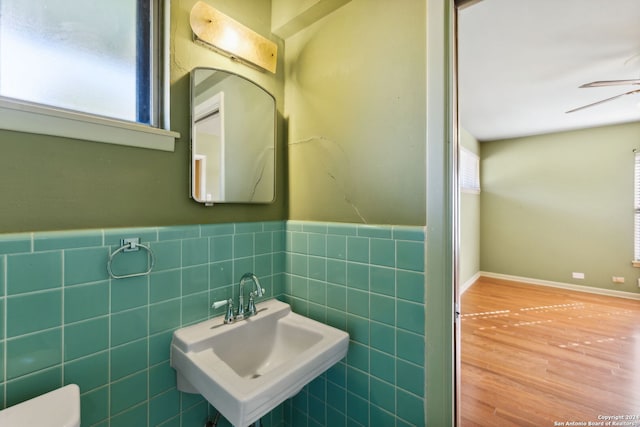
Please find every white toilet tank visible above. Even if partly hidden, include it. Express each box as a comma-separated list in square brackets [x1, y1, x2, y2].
[0, 384, 80, 427]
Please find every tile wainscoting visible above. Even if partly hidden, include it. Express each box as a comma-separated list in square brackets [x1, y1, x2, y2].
[0, 220, 425, 426]
[281, 221, 425, 427]
[0, 222, 286, 427]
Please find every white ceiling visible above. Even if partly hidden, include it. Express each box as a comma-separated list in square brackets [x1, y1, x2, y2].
[458, 0, 640, 141]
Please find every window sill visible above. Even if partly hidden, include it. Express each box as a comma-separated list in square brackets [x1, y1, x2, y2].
[632, 260, 640, 268]
[0, 97, 180, 152]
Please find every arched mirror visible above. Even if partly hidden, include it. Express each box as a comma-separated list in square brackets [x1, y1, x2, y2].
[190, 67, 276, 204]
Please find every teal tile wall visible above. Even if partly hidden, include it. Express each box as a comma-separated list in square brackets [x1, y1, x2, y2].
[0, 221, 286, 427]
[282, 221, 426, 427]
[0, 220, 425, 426]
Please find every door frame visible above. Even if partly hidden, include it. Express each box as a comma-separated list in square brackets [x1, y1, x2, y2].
[424, 0, 459, 425]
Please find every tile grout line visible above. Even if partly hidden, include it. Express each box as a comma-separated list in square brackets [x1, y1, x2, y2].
[146, 231, 152, 426]
[107, 243, 113, 426]
[2, 254, 6, 409]
[60, 249, 65, 389]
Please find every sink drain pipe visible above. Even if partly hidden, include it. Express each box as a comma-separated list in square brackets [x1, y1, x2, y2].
[204, 412, 220, 427]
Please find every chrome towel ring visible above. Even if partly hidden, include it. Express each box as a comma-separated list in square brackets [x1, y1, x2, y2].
[107, 238, 156, 279]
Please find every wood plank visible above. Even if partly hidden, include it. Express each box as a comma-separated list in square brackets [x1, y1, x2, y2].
[461, 277, 640, 426]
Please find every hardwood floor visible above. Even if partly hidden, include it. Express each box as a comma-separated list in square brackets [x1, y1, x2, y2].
[460, 277, 640, 427]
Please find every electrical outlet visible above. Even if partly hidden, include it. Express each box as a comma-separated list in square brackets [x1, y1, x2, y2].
[572, 272, 585, 279]
[612, 276, 625, 284]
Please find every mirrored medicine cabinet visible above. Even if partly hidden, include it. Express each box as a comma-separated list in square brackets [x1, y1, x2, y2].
[190, 67, 276, 204]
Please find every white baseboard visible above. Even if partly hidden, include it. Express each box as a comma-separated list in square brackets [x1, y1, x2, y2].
[479, 271, 640, 301]
[460, 272, 481, 295]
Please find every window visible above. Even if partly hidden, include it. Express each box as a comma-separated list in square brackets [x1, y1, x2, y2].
[0, 0, 178, 150]
[634, 151, 640, 265]
[460, 147, 480, 193]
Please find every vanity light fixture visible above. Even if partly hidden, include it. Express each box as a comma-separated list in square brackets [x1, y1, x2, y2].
[190, 1, 277, 73]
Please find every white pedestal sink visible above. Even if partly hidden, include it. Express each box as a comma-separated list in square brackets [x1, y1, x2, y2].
[170, 298, 349, 427]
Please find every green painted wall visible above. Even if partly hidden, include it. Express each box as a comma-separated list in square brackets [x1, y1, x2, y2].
[0, 0, 287, 233]
[284, 0, 426, 226]
[460, 128, 480, 287]
[481, 121, 640, 294]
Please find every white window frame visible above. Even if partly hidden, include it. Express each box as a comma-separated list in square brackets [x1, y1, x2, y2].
[633, 150, 640, 267]
[0, 0, 179, 151]
[460, 147, 480, 194]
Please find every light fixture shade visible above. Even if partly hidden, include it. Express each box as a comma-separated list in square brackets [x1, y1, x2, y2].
[190, 1, 278, 73]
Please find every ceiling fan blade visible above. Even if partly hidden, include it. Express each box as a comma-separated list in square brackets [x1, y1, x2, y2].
[566, 89, 640, 113]
[579, 79, 640, 88]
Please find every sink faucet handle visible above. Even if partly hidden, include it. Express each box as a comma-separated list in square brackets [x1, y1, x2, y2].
[212, 299, 230, 310]
[212, 299, 235, 324]
[247, 291, 257, 316]
[224, 299, 235, 324]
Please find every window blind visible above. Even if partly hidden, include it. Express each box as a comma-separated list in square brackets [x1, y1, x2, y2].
[460, 147, 480, 193]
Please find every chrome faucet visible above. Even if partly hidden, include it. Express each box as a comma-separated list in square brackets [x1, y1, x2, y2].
[236, 272, 265, 320]
[211, 273, 266, 324]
